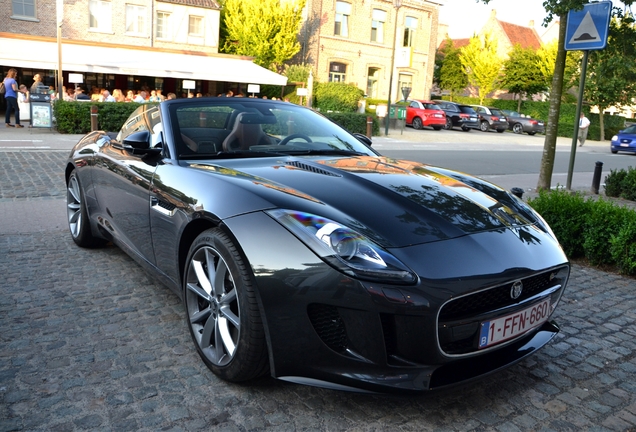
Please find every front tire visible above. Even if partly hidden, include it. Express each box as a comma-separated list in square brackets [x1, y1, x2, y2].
[512, 123, 523, 134]
[611, 149, 618, 154]
[184, 228, 268, 382]
[66, 170, 104, 248]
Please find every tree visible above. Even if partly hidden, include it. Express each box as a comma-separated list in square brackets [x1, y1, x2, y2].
[500, 44, 549, 111]
[480, 0, 635, 191]
[583, 14, 636, 140]
[220, 0, 306, 72]
[435, 38, 468, 101]
[460, 33, 503, 104]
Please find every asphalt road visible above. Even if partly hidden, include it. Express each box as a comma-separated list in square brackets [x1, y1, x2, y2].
[1, 128, 636, 431]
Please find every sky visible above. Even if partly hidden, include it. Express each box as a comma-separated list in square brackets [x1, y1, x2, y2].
[438, 0, 551, 39]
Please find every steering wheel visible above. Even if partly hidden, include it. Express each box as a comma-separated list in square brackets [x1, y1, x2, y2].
[279, 133, 313, 146]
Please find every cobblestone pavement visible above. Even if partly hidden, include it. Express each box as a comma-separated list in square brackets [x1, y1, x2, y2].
[1, 151, 636, 431]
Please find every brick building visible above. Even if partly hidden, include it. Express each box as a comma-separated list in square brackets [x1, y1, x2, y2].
[0, 0, 286, 98]
[298, 0, 444, 101]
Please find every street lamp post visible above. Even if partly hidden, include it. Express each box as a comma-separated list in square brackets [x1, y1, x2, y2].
[384, 0, 402, 136]
[57, 0, 64, 101]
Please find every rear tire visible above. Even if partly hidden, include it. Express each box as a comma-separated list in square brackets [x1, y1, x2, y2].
[480, 121, 489, 132]
[528, 132, 537, 136]
[512, 123, 523, 134]
[496, 129, 505, 133]
[184, 228, 268, 382]
[461, 126, 471, 132]
[412, 117, 423, 130]
[444, 117, 453, 130]
[432, 126, 443, 131]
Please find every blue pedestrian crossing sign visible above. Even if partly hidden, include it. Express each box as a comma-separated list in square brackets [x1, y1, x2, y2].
[565, 1, 612, 51]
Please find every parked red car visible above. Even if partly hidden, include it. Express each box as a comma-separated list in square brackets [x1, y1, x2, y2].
[406, 100, 446, 130]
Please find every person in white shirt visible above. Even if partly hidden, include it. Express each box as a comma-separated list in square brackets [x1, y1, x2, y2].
[102, 90, 116, 102]
[578, 113, 590, 147]
[17, 84, 31, 127]
[133, 91, 147, 103]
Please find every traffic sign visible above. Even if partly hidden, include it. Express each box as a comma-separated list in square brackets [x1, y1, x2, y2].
[565, 1, 612, 51]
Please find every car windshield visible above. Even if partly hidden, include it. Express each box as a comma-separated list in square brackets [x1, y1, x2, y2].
[168, 99, 377, 158]
[622, 125, 636, 134]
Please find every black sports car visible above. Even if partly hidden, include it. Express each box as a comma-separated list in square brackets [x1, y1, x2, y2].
[65, 98, 569, 393]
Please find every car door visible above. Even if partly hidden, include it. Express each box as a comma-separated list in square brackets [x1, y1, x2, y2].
[91, 107, 160, 264]
[406, 101, 419, 124]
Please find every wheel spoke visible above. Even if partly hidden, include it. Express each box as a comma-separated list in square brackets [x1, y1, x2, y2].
[218, 317, 236, 356]
[214, 318, 226, 360]
[200, 313, 217, 349]
[186, 281, 212, 302]
[189, 306, 211, 325]
[212, 258, 228, 298]
[192, 259, 213, 296]
[220, 305, 239, 328]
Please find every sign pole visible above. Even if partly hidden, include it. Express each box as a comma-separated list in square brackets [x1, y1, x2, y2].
[566, 50, 589, 190]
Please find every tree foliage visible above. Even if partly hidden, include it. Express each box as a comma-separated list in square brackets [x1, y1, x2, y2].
[220, 0, 306, 72]
[460, 33, 503, 104]
[435, 38, 468, 101]
[583, 14, 636, 140]
[500, 44, 548, 110]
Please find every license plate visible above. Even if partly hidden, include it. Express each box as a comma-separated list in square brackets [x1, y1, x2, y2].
[620, 143, 630, 147]
[478, 299, 551, 349]
[538, 122, 544, 126]
[434, 114, 443, 118]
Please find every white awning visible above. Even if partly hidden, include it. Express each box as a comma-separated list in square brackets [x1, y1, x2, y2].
[0, 36, 288, 86]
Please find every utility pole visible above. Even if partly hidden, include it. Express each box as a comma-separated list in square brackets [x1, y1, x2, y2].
[384, 0, 402, 136]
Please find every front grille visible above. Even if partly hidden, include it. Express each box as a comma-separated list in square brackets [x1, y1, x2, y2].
[439, 270, 555, 321]
[307, 304, 347, 353]
[438, 266, 568, 356]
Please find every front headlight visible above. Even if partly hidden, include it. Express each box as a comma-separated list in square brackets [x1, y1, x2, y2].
[611, 135, 618, 142]
[266, 209, 417, 284]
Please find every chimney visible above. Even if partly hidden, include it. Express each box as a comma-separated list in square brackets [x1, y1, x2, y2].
[529, 20, 535, 28]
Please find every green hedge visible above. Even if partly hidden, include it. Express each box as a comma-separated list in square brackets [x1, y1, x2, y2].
[323, 112, 380, 137]
[54, 101, 144, 134]
[314, 82, 364, 112]
[605, 167, 636, 201]
[529, 189, 636, 275]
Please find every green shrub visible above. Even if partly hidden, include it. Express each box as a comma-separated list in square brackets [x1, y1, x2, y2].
[528, 189, 592, 258]
[314, 82, 364, 112]
[605, 168, 627, 197]
[620, 167, 636, 201]
[583, 198, 629, 266]
[323, 112, 380, 136]
[609, 213, 636, 275]
[53, 100, 143, 134]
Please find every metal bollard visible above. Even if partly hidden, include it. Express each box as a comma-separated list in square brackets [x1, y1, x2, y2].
[366, 116, 373, 139]
[510, 187, 525, 199]
[591, 161, 603, 194]
[90, 105, 98, 131]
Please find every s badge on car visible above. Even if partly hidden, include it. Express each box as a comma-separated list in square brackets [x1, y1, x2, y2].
[510, 281, 523, 299]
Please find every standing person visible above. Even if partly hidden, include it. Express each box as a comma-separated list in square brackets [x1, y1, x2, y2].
[30, 73, 43, 94]
[17, 84, 31, 127]
[3, 68, 23, 128]
[578, 113, 590, 147]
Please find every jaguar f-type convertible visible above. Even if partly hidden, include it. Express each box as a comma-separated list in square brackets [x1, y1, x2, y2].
[65, 98, 569, 393]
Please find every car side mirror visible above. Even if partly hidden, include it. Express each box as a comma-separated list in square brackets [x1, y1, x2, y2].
[123, 130, 162, 156]
[353, 133, 373, 147]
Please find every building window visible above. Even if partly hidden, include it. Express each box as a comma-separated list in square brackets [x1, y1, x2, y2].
[126, 4, 146, 35]
[89, 0, 112, 32]
[189, 15, 203, 36]
[12, 0, 35, 18]
[334, 2, 351, 37]
[156, 11, 171, 39]
[329, 62, 347, 83]
[367, 67, 380, 98]
[403, 16, 418, 47]
[371, 9, 386, 43]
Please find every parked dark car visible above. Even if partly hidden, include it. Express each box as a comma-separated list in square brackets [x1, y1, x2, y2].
[501, 109, 545, 135]
[405, 100, 446, 130]
[434, 101, 480, 131]
[472, 105, 509, 133]
[611, 124, 636, 154]
[65, 98, 569, 393]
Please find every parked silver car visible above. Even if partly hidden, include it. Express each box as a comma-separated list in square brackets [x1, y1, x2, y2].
[501, 110, 545, 135]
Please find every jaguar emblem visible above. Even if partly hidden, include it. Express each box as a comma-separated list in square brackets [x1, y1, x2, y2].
[510, 281, 523, 299]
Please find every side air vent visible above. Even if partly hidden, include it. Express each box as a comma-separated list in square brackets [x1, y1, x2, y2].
[307, 304, 347, 352]
[286, 161, 342, 177]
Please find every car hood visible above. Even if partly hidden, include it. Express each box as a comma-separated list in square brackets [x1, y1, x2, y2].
[190, 155, 542, 248]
